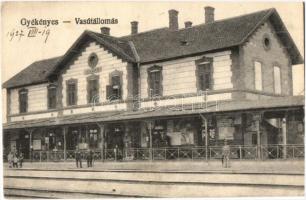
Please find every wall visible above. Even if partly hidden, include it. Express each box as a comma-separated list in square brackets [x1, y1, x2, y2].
[61, 41, 130, 107]
[140, 51, 233, 98]
[8, 41, 133, 121]
[9, 83, 48, 115]
[241, 21, 292, 97]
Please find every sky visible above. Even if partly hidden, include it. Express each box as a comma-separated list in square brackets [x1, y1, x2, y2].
[1, 1, 304, 123]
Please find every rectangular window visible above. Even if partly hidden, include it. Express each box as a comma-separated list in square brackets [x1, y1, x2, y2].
[254, 61, 262, 91]
[273, 66, 281, 94]
[48, 86, 57, 109]
[19, 89, 28, 113]
[198, 62, 212, 91]
[88, 79, 99, 103]
[111, 75, 121, 100]
[67, 82, 76, 106]
[149, 70, 161, 97]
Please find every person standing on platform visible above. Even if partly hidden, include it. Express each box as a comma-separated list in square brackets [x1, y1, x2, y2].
[86, 149, 93, 167]
[18, 152, 24, 168]
[222, 139, 230, 168]
[75, 148, 82, 168]
[7, 151, 13, 168]
[89, 150, 94, 167]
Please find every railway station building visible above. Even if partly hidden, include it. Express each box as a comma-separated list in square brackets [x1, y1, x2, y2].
[2, 7, 304, 162]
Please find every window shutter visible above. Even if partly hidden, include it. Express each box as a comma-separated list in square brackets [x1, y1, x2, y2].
[149, 73, 154, 97]
[118, 87, 122, 99]
[106, 85, 112, 100]
[25, 93, 28, 112]
[154, 75, 160, 96]
[18, 93, 22, 113]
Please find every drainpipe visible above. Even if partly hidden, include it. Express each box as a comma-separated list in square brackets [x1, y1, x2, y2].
[63, 126, 67, 162]
[137, 62, 141, 110]
[128, 41, 141, 110]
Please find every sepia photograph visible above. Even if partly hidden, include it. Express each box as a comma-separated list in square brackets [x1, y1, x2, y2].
[1, 1, 305, 198]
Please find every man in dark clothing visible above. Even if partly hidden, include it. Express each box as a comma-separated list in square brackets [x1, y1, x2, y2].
[18, 152, 24, 168]
[86, 150, 94, 167]
[75, 149, 82, 168]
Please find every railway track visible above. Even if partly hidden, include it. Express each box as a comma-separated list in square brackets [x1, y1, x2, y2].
[4, 169, 304, 198]
[4, 187, 143, 198]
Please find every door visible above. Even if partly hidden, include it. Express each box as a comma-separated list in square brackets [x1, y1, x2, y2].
[16, 133, 30, 159]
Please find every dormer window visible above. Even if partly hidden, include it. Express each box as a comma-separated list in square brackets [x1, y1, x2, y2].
[47, 84, 57, 109]
[196, 57, 213, 91]
[148, 65, 163, 97]
[19, 88, 28, 113]
[106, 70, 122, 101]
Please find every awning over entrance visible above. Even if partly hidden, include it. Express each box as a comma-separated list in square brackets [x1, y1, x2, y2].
[3, 95, 304, 130]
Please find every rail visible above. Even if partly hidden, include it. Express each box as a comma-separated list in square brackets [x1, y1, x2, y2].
[16, 144, 304, 162]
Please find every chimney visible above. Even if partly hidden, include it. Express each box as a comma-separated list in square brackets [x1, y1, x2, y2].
[204, 6, 215, 23]
[100, 27, 110, 35]
[131, 21, 138, 35]
[184, 21, 192, 28]
[168, 9, 179, 30]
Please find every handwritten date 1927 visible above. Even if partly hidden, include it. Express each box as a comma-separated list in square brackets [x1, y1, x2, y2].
[6, 27, 51, 43]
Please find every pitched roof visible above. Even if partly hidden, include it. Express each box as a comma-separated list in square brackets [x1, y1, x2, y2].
[120, 8, 302, 64]
[2, 56, 62, 88]
[3, 8, 303, 89]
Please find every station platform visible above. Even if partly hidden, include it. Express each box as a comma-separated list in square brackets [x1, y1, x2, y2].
[3, 159, 305, 174]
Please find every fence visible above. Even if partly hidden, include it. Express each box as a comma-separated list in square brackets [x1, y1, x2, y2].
[28, 144, 304, 162]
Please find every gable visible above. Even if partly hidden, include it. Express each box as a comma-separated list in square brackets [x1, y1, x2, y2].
[48, 31, 135, 77]
[242, 21, 293, 95]
[61, 41, 129, 107]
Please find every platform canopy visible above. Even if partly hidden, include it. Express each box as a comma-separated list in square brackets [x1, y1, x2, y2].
[3, 95, 304, 130]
